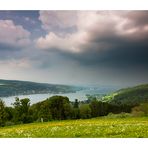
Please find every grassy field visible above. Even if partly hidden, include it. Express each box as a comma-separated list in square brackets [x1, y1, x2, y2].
[0, 117, 148, 138]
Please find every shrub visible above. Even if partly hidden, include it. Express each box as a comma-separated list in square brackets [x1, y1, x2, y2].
[5, 121, 15, 126]
[79, 104, 91, 119]
[106, 112, 132, 118]
[131, 105, 146, 117]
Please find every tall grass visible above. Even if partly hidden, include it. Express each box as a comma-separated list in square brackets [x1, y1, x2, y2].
[0, 117, 148, 138]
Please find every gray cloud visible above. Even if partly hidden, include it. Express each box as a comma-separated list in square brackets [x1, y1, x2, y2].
[35, 11, 148, 86]
[54, 11, 148, 69]
[39, 11, 77, 36]
[1, 11, 148, 86]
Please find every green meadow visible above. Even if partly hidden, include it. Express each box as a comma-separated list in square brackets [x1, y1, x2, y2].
[0, 117, 148, 138]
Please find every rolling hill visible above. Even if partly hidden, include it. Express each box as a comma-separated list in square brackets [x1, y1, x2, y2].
[0, 79, 81, 97]
[104, 84, 148, 105]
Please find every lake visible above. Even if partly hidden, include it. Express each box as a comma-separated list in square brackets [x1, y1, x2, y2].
[1, 88, 115, 106]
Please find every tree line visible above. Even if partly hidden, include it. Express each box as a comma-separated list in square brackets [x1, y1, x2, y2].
[0, 95, 134, 126]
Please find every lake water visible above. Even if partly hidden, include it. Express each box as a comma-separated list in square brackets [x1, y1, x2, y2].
[1, 88, 114, 106]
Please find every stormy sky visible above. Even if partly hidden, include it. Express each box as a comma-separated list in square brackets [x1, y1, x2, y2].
[0, 11, 148, 87]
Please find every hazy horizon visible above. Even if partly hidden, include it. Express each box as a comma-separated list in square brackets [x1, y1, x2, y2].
[0, 11, 148, 87]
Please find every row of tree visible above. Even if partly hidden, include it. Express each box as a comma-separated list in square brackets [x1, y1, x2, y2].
[0, 96, 133, 126]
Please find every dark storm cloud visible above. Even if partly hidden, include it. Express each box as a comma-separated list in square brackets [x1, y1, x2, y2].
[35, 11, 148, 74]
[57, 43, 148, 69]
[54, 11, 148, 70]
[35, 11, 148, 75]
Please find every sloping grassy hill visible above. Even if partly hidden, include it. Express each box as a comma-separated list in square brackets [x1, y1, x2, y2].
[0, 117, 148, 138]
[0, 79, 81, 97]
[103, 84, 148, 105]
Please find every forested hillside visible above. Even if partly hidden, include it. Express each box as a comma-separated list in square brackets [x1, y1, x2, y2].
[105, 84, 148, 105]
[0, 79, 81, 97]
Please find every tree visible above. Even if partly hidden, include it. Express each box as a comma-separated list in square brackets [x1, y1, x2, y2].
[140, 103, 148, 115]
[29, 102, 42, 121]
[20, 98, 30, 113]
[71, 108, 80, 119]
[13, 97, 31, 123]
[89, 100, 100, 117]
[38, 102, 52, 122]
[79, 104, 91, 119]
[13, 97, 22, 123]
[5, 107, 15, 121]
[63, 103, 73, 119]
[71, 99, 80, 119]
[0, 99, 7, 126]
[73, 99, 79, 108]
[20, 98, 31, 123]
[49, 96, 71, 120]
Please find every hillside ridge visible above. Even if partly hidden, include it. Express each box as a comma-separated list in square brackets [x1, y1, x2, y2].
[0, 79, 81, 97]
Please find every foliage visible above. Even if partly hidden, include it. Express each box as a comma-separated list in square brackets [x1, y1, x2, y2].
[79, 104, 91, 119]
[0, 94, 134, 127]
[73, 99, 79, 108]
[37, 102, 52, 122]
[48, 96, 72, 120]
[89, 99, 100, 117]
[5, 107, 15, 121]
[13, 97, 31, 123]
[0, 99, 7, 126]
[131, 103, 148, 117]
[106, 112, 132, 118]
[71, 108, 80, 119]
